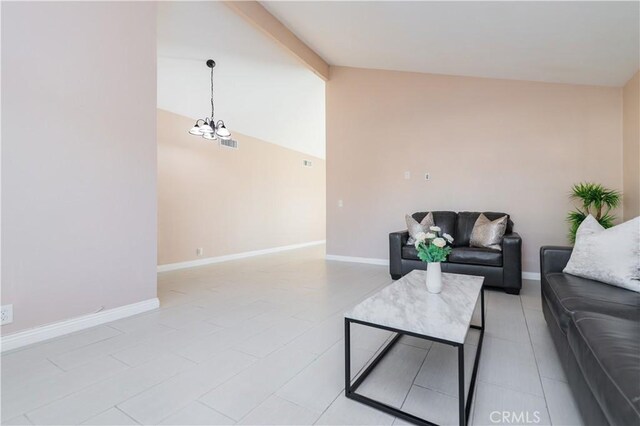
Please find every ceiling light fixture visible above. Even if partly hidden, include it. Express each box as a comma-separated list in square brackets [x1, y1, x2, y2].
[189, 59, 231, 142]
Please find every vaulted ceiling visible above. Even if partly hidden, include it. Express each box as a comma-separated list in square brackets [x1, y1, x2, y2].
[157, 2, 326, 159]
[264, 1, 640, 87]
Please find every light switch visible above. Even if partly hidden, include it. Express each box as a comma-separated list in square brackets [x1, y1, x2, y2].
[338, 200, 344, 208]
[425, 173, 431, 181]
[404, 171, 411, 180]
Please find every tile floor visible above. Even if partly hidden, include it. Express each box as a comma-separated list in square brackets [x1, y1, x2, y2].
[1, 246, 585, 425]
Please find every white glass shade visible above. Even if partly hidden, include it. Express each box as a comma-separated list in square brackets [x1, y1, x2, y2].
[202, 132, 217, 140]
[200, 123, 214, 134]
[215, 121, 231, 139]
[188, 124, 203, 135]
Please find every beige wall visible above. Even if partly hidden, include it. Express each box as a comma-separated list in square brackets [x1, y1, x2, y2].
[623, 71, 640, 220]
[327, 66, 622, 273]
[157, 109, 326, 265]
[1, 2, 158, 334]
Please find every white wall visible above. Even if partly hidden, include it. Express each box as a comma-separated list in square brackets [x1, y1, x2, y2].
[1, 2, 158, 335]
[327, 67, 623, 273]
[157, 1, 326, 159]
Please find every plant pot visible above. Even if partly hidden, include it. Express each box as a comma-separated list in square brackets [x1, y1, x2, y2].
[426, 262, 442, 294]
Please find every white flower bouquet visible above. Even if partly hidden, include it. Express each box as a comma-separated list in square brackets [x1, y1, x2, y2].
[414, 226, 454, 263]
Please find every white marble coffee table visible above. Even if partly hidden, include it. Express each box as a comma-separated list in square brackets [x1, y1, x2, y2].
[344, 270, 485, 426]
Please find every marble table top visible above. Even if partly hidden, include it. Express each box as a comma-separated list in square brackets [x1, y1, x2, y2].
[345, 270, 484, 344]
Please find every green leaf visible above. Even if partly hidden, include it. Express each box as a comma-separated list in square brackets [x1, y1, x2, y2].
[568, 182, 621, 243]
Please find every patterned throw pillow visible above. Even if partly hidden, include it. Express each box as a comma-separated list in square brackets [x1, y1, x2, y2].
[564, 215, 640, 292]
[470, 214, 508, 251]
[406, 212, 434, 245]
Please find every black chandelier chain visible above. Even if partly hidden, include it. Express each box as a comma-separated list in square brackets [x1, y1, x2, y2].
[210, 65, 215, 121]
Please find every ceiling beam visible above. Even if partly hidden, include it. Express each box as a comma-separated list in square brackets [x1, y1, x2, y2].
[223, 1, 330, 81]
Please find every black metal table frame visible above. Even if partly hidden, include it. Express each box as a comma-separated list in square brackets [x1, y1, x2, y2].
[344, 288, 484, 426]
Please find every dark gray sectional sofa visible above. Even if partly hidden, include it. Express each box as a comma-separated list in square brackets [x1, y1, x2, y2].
[540, 246, 640, 425]
[389, 211, 522, 294]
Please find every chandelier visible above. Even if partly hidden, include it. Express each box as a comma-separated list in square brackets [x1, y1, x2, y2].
[188, 59, 231, 141]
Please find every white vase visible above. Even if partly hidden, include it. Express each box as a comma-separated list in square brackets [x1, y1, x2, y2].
[426, 262, 443, 294]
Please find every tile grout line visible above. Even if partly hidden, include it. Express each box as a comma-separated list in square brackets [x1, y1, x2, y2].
[113, 406, 142, 425]
[400, 338, 433, 413]
[519, 284, 554, 425]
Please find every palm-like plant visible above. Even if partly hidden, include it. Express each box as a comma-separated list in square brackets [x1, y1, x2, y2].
[568, 183, 621, 243]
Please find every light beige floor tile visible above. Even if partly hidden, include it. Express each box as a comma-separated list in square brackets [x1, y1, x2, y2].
[207, 300, 279, 327]
[199, 345, 318, 420]
[541, 377, 584, 426]
[118, 350, 256, 424]
[485, 306, 530, 343]
[111, 321, 222, 367]
[2, 326, 122, 370]
[401, 385, 460, 426]
[286, 313, 343, 355]
[175, 321, 268, 363]
[316, 395, 395, 425]
[357, 342, 428, 408]
[49, 324, 174, 370]
[233, 317, 313, 358]
[520, 280, 542, 311]
[350, 323, 394, 352]
[26, 354, 194, 425]
[81, 408, 139, 425]
[398, 335, 433, 350]
[472, 381, 550, 426]
[2, 356, 127, 422]
[1, 358, 63, 391]
[531, 338, 567, 383]
[478, 336, 544, 397]
[275, 341, 374, 413]
[3, 415, 33, 425]
[523, 308, 550, 344]
[414, 342, 477, 398]
[159, 402, 235, 425]
[1, 247, 560, 426]
[238, 395, 320, 425]
[156, 305, 217, 329]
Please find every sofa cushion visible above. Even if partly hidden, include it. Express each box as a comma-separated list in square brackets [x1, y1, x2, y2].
[567, 311, 640, 425]
[455, 212, 513, 247]
[542, 272, 640, 333]
[402, 246, 503, 267]
[401, 245, 420, 261]
[448, 247, 502, 267]
[412, 211, 456, 241]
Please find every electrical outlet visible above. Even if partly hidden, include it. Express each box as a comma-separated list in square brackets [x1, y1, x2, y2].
[196, 248, 204, 257]
[1, 305, 14, 325]
[404, 171, 411, 180]
[338, 199, 344, 208]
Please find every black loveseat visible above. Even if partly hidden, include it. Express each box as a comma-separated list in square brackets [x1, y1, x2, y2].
[389, 211, 522, 294]
[541, 246, 640, 425]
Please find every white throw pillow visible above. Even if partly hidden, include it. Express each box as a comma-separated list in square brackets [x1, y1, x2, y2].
[563, 215, 640, 292]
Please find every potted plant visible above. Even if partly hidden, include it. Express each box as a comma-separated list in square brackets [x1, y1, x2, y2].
[567, 182, 621, 243]
[414, 227, 454, 293]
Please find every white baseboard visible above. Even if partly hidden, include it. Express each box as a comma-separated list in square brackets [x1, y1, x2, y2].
[158, 240, 326, 272]
[325, 254, 389, 266]
[325, 254, 541, 280]
[522, 272, 541, 280]
[1, 298, 159, 353]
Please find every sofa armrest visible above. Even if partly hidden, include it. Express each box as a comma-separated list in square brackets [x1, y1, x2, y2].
[540, 246, 573, 276]
[502, 232, 522, 291]
[389, 230, 409, 279]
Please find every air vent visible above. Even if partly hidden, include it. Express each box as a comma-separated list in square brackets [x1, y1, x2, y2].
[220, 139, 238, 149]
[303, 160, 313, 167]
